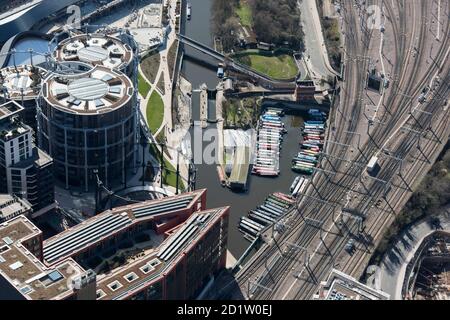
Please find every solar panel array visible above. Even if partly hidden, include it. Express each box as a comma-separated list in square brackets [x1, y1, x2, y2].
[132, 196, 194, 219]
[158, 212, 211, 262]
[43, 213, 132, 264]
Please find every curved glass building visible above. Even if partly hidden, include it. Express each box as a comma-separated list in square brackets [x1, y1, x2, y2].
[53, 32, 136, 79]
[37, 65, 138, 191]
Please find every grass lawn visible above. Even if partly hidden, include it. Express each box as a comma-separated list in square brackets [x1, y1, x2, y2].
[236, 52, 298, 80]
[138, 72, 151, 98]
[236, 1, 252, 27]
[146, 91, 164, 134]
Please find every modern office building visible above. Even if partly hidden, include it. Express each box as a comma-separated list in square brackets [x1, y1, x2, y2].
[53, 32, 136, 79]
[0, 65, 47, 133]
[0, 101, 55, 216]
[314, 269, 390, 300]
[0, 194, 32, 223]
[37, 65, 139, 191]
[0, 189, 230, 300]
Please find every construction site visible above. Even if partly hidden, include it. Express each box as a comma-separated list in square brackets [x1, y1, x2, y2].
[407, 231, 450, 300]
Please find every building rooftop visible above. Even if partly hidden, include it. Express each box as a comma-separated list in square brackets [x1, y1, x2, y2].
[42, 65, 134, 115]
[96, 207, 227, 300]
[0, 194, 32, 222]
[42, 189, 206, 265]
[0, 100, 24, 121]
[0, 215, 86, 300]
[317, 269, 390, 300]
[229, 146, 251, 189]
[55, 33, 133, 71]
[0, 65, 46, 101]
[0, 189, 229, 300]
[0, 101, 30, 142]
[9, 147, 52, 170]
[34, 148, 52, 167]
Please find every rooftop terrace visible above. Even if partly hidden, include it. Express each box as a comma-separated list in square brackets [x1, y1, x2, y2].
[318, 269, 390, 300]
[0, 101, 30, 141]
[42, 189, 206, 265]
[43, 65, 134, 115]
[0, 65, 45, 101]
[55, 33, 133, 71]
[0, 216, 86, 300]
[0, 100, 24, 121]
[0, 194, 32, 222]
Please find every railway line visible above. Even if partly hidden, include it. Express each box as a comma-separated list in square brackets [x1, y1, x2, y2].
[343, 71, 450, 278]
[236, 0, 375, 299]
[341, 0, 450, 278]
[227, 0, 450, 301]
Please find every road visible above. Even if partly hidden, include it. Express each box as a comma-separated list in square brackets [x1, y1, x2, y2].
[379, 208, 450, 299]
[298, 0, 339, 78]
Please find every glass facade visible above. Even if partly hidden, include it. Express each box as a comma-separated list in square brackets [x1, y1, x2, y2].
[37, 78, 137, 191]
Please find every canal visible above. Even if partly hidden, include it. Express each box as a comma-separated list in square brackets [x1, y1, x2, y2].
[180, 0, 303, 258]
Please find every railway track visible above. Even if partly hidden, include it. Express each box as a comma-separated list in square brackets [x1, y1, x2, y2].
[343, 72, 450, 278]
[241, 0, 376, 299]
[341, 0, 450, 277]
[231, 0, 449, 300]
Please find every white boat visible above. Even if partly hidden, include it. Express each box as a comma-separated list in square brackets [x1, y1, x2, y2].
[187, 3, 192, 20]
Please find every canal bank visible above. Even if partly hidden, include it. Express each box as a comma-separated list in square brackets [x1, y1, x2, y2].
[180, 0, 312, 257]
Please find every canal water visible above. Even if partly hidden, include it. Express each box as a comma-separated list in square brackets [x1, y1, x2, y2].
[181, 0, 303, 257]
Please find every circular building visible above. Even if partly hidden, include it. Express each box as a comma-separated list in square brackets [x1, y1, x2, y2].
[0, 65, 47, 132]
[54, 33, 136, 79]
[37, 65, 138, 191]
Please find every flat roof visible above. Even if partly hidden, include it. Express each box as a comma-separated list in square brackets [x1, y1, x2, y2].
[0, 65, 46, 101]
[43, 65, 134, 115]
[0, 216, 85, 300]
[96, 207, 228, 300]
[229, 146, 251, 186]
[8, 147, 52, 170]
[0, 214, 38, 242]
[321, 269, 390, 300]
[0, 103, 31, 142]
[0, 194, 32, 221]
[43, 189, 206, 265]
[0, 101, 24, 121]
[55, 33, 133, 71]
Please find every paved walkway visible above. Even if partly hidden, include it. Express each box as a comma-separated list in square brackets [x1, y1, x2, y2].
[138, 0, 190, 189]
[378, 207, 450, 299]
